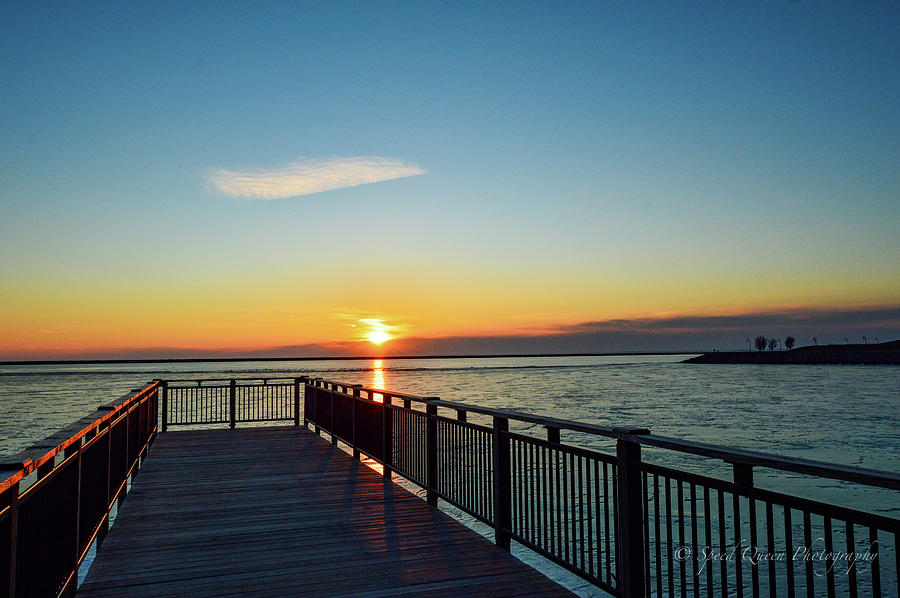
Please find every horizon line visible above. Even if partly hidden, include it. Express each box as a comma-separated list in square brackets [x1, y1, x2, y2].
[0, 350, 703, 367]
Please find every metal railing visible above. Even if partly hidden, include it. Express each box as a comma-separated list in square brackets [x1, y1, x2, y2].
[299, 378, 899, 598]
[0, 382, 159, 598]
[160, 377, 300, 429]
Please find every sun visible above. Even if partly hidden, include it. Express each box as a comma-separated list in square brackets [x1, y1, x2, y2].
[367, 330, 391, 345]
[360, 318, 393, 345]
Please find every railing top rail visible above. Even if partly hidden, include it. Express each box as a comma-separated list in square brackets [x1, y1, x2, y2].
[314, 378, 425, 401]
[0, 380, 160, 494]
[634, 433, 900, 490]
[164, 376, 298, 384]
[305, 379, 900, 492]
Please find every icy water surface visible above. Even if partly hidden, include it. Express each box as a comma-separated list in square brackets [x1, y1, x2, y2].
[1, 355, 897, 595]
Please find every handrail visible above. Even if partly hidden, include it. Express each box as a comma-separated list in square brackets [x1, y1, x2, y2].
[1, 381, 160, 598]
[0, 382, 159, 494]
[312, 379, 900, 491]
[299, 377, 899, 597]
[164, 376, 296, 384]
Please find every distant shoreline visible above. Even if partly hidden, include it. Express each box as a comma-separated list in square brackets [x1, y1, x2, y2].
[0, 351, 697, 367]
[684, 341, 899, 365]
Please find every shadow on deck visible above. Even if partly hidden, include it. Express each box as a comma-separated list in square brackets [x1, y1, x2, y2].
[78, 426, 571, 597]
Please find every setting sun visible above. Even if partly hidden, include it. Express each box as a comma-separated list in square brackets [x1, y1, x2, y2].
[367, 330, 391, 345]
[360, 319, 393, 345]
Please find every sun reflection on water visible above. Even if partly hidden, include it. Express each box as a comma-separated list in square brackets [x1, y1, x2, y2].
[371, 359, 385, 403]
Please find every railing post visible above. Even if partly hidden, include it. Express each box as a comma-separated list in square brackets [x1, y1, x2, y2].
[229, 379, 236, 429]
[293, 378, 301, 426]
[330, 385, 337, 446]
[62, 441, 82, 598]
[426, 399, 439, 505]
[733, 462, 754, 488]
[98, 419, 111, 549]
[300, 376, 309, 427]
[492, 415, 511, 550]
[313, 379, 321, 435]
[3, 481, 19, 598]
[731, 462, 753, 595]
[613, 426, 650, 598]
[382, 394, 393, 479]
[546, 425, 560, 444]
[351, 385, 362, 459]
[161, 380, 168, 433]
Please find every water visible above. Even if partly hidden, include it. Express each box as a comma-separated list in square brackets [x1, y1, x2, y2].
[1, 355, 898, 595]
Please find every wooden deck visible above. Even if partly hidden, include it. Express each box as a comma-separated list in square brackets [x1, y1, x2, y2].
[78, 426, 572, 597]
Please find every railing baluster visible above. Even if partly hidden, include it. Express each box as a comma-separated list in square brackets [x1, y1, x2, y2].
[868, 526, 880, 598]
[606, 461, 613, 585]
[766, 501, 776, 598]
[547, 444, 554, 558]
[691, 482, 700, 598]
[667, 476, 675, 598]
[785, 507, 795, 598]
[577, 453, 585, 570]
[748, 496, 760, 598]
[804, 511, 814, 598]
[847, 522, 857, 598]
[824, 515, 836, 598]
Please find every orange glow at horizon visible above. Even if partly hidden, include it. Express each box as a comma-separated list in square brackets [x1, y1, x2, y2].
[1, 260, 897, 359]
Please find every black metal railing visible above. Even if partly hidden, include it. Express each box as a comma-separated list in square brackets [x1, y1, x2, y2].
[160, 377, 300, 429]
[298, 377, 899, 598]
[0, 382, 159, 598]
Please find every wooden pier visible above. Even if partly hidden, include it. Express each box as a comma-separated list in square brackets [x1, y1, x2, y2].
[78, 426, 569, 597]
[1, 377, 898, 597]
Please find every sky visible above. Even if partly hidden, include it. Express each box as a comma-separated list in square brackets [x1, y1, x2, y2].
[1, 2, 898, 360]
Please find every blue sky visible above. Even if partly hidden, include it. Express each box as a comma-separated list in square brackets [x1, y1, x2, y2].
[1, 2, 898, 357]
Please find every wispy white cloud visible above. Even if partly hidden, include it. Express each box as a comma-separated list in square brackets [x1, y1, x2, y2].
[206, 156, 426, 200]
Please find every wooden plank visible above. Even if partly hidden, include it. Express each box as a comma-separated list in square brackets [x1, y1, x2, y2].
[79, 426, 571, 597]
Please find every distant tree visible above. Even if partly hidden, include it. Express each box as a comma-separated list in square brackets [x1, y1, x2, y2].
[768, 338, 778, 351]
[754, 336, 767, 352]
[862, 335, 868, 344]
[784, 336, 795, 350]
